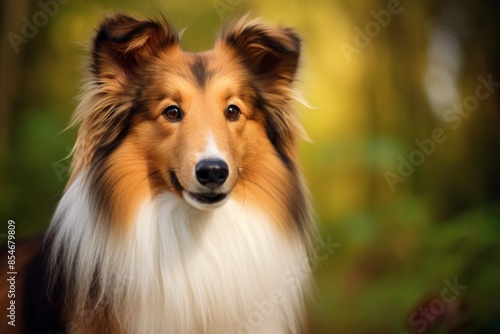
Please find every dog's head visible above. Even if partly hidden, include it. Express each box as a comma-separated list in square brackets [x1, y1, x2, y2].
[71, 14, 304, 212]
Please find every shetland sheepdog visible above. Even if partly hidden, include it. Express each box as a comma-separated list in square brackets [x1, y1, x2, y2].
[2, 13, 313, 333]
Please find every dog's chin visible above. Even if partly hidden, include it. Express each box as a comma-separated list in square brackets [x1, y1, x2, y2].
[169, 171, 230, 210]
[182, 191, 229, 210]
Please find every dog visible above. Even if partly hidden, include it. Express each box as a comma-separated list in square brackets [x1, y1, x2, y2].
[1, 13, 314, 333]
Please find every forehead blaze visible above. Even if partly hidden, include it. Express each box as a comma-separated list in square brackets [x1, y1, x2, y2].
[143, 50, 256, 110]
[190, 56, 211, 89]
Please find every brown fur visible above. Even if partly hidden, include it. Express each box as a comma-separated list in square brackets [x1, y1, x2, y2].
[0, 14, 313, 333]
[71, 14, 310, 234]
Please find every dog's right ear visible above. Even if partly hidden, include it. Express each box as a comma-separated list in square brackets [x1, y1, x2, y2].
[91, 14, 179, 86]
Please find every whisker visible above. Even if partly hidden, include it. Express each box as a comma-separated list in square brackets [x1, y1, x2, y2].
[237, 167, 257, 186]
[235, 168, 247, 218]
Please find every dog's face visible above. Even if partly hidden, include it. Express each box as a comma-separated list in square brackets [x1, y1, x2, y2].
[131, 48, 265, 209]
[73, 14, 302, 212]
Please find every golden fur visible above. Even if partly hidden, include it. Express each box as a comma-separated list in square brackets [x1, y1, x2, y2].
[0, 14, 313, 334]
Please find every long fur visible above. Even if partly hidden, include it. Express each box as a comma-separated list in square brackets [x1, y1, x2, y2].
[38, 14, 313, 334]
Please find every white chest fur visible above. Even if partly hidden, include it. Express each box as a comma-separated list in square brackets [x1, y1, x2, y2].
[50, 176, 310, 334]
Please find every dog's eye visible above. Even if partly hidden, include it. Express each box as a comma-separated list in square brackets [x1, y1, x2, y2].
[163, 106, 182, 122]
[225, 105, 240, 121]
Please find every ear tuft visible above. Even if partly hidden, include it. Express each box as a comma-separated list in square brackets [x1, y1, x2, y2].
[217, 16, 301, 85]
[91, 14, 178, 84]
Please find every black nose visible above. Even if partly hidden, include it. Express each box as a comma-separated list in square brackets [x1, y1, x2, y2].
[195, 159, 229, 187]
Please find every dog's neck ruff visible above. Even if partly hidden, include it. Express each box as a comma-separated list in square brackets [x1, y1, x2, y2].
[48, 172, 309, 334]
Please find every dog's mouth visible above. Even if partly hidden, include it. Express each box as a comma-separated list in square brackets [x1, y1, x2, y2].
[169, 171, 228, 206]
[187, 192, 227, 204]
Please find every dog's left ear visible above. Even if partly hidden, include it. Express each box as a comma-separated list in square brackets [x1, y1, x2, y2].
[217, 18, 306, 168]
[217, 17, 301, 89]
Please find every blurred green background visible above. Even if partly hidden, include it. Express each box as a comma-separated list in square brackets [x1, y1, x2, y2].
[1, 0, 500, 333]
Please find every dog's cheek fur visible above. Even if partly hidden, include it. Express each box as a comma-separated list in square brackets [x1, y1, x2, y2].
[93, 116, 186, 230]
